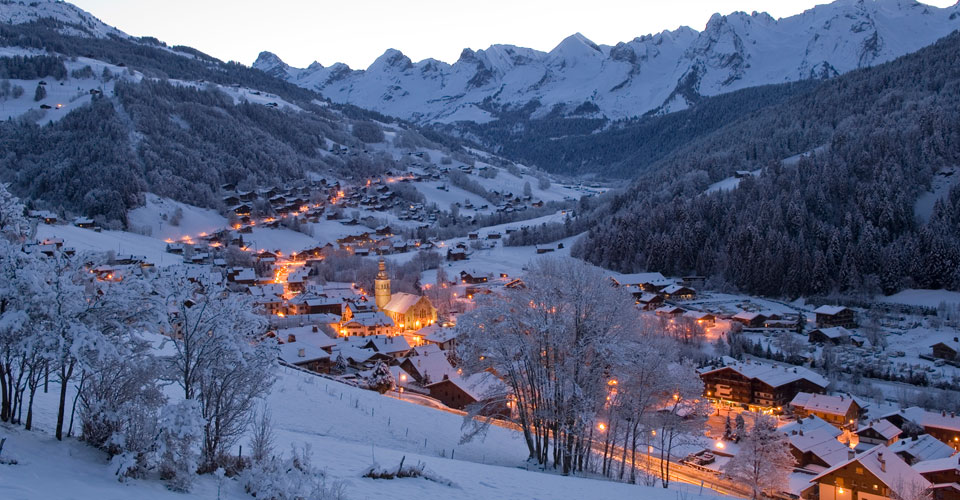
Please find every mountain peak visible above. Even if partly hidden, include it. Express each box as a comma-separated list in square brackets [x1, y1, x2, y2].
[370, 48, 413, 71]
[0, 0, 126, 38]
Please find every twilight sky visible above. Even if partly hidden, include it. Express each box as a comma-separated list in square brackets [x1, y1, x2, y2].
[70, 0, 957, 69]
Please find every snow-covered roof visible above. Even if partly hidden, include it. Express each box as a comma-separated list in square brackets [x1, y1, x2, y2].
[683, 311, 713, 320]
[427, 371, 506, 402]
[813, 305, 850, 316]
[662, 284, 692, 294]
[344, 311, 393, 327]
[360, 334, 411, 355]
[888, 434, 955, 463]
[810, 445, 931, 496]
[274, 325, 336, 350]
[423, 326, 460, 344]
[912, 455, 960, 474]
[790, 392, 856, 417]
[781, 415, 848, 466]
[810, 326, 852, 339]
[856, 419, 902, 441]
[403, 351, 456, 384]
[382, 292, 424, 314]
[701, 360, 829, 389]
[732, 311, 765, 321]
[655, 305, 685, 314]
[278, 343, 330, 365]
[897, 407, 960, 433]
[611, 272, 670, 286]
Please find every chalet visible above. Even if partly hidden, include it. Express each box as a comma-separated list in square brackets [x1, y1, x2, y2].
[781, 415, 849, 468]
[809, 327, 854, 345]
[888, 434, 955, 465]
[468, 232, 479, 240]
[655, 305, 685, 318]
[535, 245, 555, 254]
[635, 292, 664, 310]
[661, 284, 696, 300]
[233, 204, 252, 216]
[425, 372, 509, 416]
[883, 407, 960, 450]
[856, 419, 902, 447]
[699, 360, 829, 411]
[810, 446, 930, 500]
[358, 334, 412, 359]
[486, 232, 502, 240]
[732, 311, 767, 328]
[790, 392, 859, 429]
[278, 343, 331, 373]
[28, 210, 58, 224]
[421, 325, 460, 351]
[73, 216, 95, 229]
[931, 341, 960, 361]
[682, 311, 715, 326]
[814, 305, 857, 329]
[447, 248, 467, 261]
[272, 325, 336, 353]
[913, 457, 960, 500]
[610, 272, 672, 291]
[339, 312, 394, 337]
[460, 270, 488, 284]
[399, 349, 456, 385]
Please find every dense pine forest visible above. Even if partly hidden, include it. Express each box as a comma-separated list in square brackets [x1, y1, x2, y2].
[572, 31, 960, 297]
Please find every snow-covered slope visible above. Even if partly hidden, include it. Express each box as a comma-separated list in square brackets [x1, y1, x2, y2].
[255, 0, 960, 122]
[0, 0, 126, 38]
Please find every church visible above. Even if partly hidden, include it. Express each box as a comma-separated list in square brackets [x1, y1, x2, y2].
[375, 258, 438, 332]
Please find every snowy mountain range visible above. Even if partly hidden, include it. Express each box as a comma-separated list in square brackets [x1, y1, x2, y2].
[0, 0, 125, 38]
[254, 0, 960, 123]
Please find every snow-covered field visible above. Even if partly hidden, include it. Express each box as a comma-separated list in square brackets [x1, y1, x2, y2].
[877, 288, 960, 308]
[0, 363, 726, 500]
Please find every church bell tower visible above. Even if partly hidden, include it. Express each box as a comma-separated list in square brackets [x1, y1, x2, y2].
[375, 258, 391, 310]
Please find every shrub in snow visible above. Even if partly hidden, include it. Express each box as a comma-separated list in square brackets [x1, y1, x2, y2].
[363, 456, 454, 487]
[360, 360, 394, 394]
[242, 444, 346, 500]
[156, 399, 204, 492]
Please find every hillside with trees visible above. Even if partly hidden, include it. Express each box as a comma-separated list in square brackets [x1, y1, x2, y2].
[572, 31, 960, 297]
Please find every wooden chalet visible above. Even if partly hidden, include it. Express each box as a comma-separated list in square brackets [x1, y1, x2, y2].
[810, 446, 930, 500]
[814, 305, 857, 329]
[699, 360, 828, 411]
[790, 392, 860, 429]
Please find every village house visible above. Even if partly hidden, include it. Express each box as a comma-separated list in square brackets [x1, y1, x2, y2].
[339, 311, 395, 337]
[883, 408, 960, 450]
[732, 311, 767, 328]
[661, 284, 696, 300]
[635, 292, 664, 310]
[425, 372, 509, 416]
[420, 324, 461, 351]
[682, 310, 716, 327]
[790, 392, 860, 429]
[609, 272, 672, 291]
[278, 343, 331, 373]
[398, 347, 456, 385]
[887, 434, 955, 465]
[809, 327, 854, 345]
[931, 340, 960, 361]
[460, 270, 489, 284]
[699, 360, 829, 412]
[781, 415, 850, 468]
[655, 305, 685, 318]
[809, 446, 930, 500]
[856, 419, 902, 447]
[913, 457, 960, 500]
[814, 305, 858, 329]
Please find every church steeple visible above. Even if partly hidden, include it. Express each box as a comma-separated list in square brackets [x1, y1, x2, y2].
[375, 257, 391, 310]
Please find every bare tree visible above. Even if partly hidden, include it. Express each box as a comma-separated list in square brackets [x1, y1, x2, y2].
[722, 413, 796, 499]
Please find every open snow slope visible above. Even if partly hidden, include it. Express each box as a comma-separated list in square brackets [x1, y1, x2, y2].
[0, 363, 728, 500]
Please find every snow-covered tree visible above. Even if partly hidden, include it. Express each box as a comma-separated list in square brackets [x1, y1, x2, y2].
[156, 399, 204, 492]
[242, 444, 346, 500]
[457, 257, 660, 475]
[161, 277, 276, 470]
[363, 360, 394, 394]
[722, 414, 796, 499]
[0, 183, 28, 241]
[649, 361, 711, 488]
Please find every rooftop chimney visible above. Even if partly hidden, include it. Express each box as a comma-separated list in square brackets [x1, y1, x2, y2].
[848, 450, 856, 460]
[298, 348, 305, 358]
[878, 451, 886, 473]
